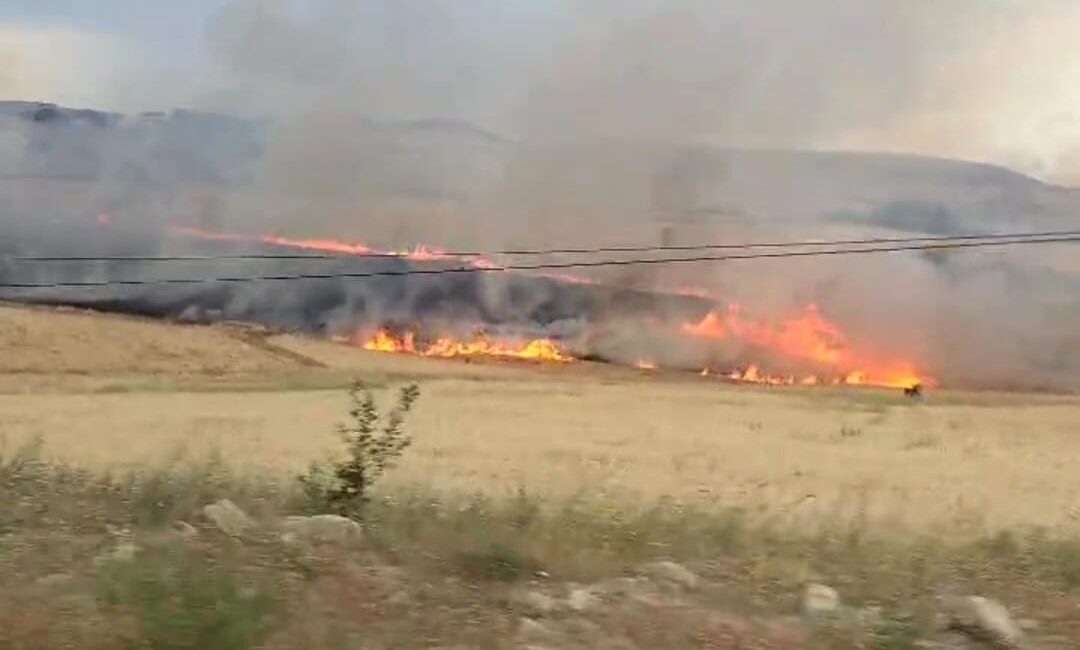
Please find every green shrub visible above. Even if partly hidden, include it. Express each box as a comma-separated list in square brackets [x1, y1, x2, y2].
[299, 381, 420, 518]
[98, 549, 275, 650]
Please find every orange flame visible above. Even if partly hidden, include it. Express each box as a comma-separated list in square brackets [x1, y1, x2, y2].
[168, 224, 932, 388]
[636, 359, 658, 370]
[684, 303, 934, 389]
[362, 329, 417, 354]
[360, 329, 573, 363]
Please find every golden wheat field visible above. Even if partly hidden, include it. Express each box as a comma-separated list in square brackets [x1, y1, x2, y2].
[2, 303, 1078, 536]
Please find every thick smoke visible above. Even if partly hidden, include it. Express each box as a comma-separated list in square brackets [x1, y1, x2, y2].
[1, 0, 1078, 390]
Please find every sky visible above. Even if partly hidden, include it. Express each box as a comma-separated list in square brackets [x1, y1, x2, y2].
[0, 0, 561, 113]
[3, 0, 1080, 184]
[0, 0, 227, 109]
[0, 0, 227, 56]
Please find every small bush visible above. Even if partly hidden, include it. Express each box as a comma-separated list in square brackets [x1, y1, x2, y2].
[98, 549, 276, 650]
[299, 381, 420, 518]
[455, 543, 544, 582]
[839, 425, 863, 439]
[869, 615, 924, 650]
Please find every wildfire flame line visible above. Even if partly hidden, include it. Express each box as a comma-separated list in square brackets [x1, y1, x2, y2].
[681, 304, 933, 389]
[168, 224, 931, 389]
[361, 329, 574, 363]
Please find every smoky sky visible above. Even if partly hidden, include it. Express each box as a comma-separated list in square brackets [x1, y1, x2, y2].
[195, 0, 1080, 184]
[2, 0, 1079, 391]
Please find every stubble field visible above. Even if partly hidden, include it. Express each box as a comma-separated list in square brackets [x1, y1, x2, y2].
[3, 302, 1078, 537]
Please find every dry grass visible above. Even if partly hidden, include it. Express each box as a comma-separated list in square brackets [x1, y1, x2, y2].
[1, 304, 1079, 536]
[2, 443, 1080, 650]
[2, 302, 1080, 648]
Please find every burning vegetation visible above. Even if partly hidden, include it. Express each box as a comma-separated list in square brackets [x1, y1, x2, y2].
[5, 219, 934, 392]
[170, 225, 932, 390]
[360, 329, 575, 363]
[681, 304, 932, 389]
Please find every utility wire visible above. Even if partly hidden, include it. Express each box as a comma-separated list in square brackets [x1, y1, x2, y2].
[1, 235, 1076, 290]
[4, 229, 1080, 262]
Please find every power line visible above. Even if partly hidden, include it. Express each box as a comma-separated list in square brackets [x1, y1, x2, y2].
[5, 229, 1080, 262]
[1, 235, 1076, 290]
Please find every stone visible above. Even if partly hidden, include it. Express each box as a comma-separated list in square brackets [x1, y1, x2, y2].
[512, 590, 562, 617]
[567, 586, 600, 612]
[943, 596, 1024, 649]
[172, 520, 198, 539]
[639, 560, 700, 590]
[203, 499, 255, 538]
[802, 584, 841, 621]
[516, 617, 561, 645]
[34, 573, 74, 590]
[93, 541, 140, 567]
[601, 577, 652, 596]
[596, 577, 665, 607]
[916, 631, 984, 649]
[281, 515, 363, 545]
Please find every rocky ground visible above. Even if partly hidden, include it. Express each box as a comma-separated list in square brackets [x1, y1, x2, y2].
[3, 445, 1079, 649]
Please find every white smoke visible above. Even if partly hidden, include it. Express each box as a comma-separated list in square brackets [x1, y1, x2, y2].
[0, 24, 132, 110]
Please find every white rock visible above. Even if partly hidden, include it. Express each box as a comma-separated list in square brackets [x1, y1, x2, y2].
[944, 595, 1024, 649]
[281, 515, 363, 545]
[512, 591, 562, 617]
[639, 560, 700, 590]
[203, 499, 255, 538]
[93, 541, 140, 567]
[516, 617, 561, 645]
[172, 520, 198, 538]
[567, 586, 600, 612]
[34, 573, 74, 589]
[917, 631, 984, 649]
[1017, 618, 1040, 632]
[802, 584, 841, 620]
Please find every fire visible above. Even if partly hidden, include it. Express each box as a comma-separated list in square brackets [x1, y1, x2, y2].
[168, 224, 581, 279]
[683, 303, 934, 389]
[724, 365, 796, 386]
[363, 329, 416, 354]
[360, 329, 574, 363]
[166, 224, 933, 389]
[172, 226, 380, 256]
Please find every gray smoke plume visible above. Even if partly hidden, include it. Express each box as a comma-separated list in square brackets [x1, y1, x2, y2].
[1, 0, 1078, 390]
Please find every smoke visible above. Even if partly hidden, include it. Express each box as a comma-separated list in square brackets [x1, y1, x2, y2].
[0, 0, 1078, 390]
[0, 24, 133, 110]
[519, 0, 1080, 184]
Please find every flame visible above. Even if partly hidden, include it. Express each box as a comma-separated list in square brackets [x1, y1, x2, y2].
[360, 329, 573, 363]
[363, 329, 416, 354]
[684, 303, 934, 389]
[172, 225, 380, 256]
[167, 225, 594, 280]
[166, 224, 932, 389]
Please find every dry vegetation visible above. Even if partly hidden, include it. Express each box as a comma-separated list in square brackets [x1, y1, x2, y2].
[2, 303, 1080, 649]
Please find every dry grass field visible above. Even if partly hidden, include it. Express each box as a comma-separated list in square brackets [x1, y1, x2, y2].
[2, 303, 1078, 536]
[4, 303, 1080, 648]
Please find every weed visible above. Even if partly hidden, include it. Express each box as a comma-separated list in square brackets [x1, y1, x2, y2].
[455, 543, 544, 582]
[870, 615, 925, 649]
[839, 425, 863, 439]
[299, 381, 420, 519]
[903, 432, 940, 450]
[97, 548, 276, 650]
